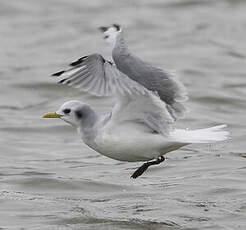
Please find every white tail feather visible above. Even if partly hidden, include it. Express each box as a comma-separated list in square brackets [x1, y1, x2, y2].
[170, 125, 230, 144]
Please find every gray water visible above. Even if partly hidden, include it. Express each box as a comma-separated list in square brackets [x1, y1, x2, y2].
[0, 0, 246, 229]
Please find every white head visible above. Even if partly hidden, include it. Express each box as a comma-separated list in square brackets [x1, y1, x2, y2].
[43, 100, 98, 128]
[99, 24, 122, 46]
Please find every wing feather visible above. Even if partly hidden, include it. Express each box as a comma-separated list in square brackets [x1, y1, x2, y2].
[112, 51, 188, 120]
[52, 53, 176, 135]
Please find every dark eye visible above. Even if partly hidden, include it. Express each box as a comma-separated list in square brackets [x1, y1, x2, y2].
[103, 35, 109, 39]
[75, 110, 83, 119]
[63, 108, 71, 114]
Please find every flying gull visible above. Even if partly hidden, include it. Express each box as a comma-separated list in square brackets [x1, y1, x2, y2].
[43, 24, 229, 178]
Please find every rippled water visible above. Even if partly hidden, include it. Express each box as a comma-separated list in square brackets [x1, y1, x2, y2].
[1, 0, 246, 229]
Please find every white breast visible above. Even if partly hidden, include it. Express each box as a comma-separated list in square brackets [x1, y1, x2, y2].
[91, 122, 183, 162]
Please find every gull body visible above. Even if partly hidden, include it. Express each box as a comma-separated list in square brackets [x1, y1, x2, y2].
[44, 24, 229, 177]
[46, 100, 228, 164]
[51, 100, 185, 162]
[90, 119, 185, 162]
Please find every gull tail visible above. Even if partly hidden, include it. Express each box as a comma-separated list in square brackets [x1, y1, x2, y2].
[170, 125, 230, 144]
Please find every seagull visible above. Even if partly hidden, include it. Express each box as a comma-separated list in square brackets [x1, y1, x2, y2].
[43, 24, 229, 178]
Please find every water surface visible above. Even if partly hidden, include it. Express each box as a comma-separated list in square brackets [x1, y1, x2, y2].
[0, 0, 246, 229]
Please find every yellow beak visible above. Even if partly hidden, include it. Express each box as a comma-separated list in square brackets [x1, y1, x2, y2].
[43, 112, 61, 118]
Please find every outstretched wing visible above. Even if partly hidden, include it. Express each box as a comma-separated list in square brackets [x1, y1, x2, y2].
[52, 54, 147, 97]
[52, 53, 175, 135]
[112, 51, 188, 120]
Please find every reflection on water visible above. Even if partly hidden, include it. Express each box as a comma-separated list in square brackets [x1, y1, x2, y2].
[0, 0, 246, 229]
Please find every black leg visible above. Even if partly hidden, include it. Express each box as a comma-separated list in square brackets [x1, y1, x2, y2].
[131, 156, 165, 179]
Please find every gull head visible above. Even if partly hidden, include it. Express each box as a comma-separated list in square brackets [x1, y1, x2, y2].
[98, 23, 122, 45]
[43, 100, 97, 128]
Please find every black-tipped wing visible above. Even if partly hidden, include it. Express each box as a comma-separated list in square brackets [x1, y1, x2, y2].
[52, 53, 175, 135]
[52, 54, 147, 97]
